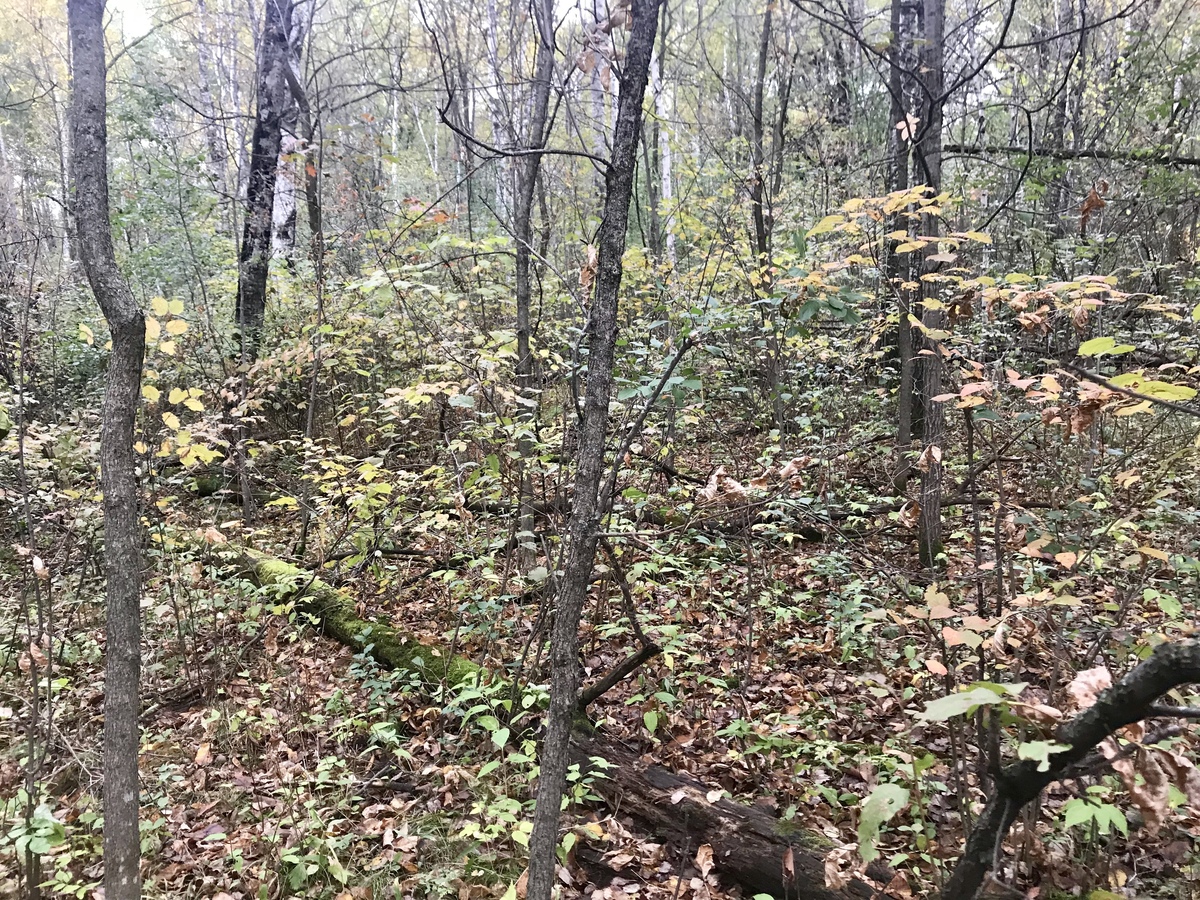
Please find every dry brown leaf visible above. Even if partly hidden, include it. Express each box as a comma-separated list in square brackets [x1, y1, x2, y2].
[823, 845, 856, 890]
[695, 843, 714, 878]
[1159, 750, 1200, 807]
[1066, 666, 1112, 712]
[1128, 749, 1171, 835]
[916, 444, 942, 472]
[194, 742, 212, 766]
[580, 244, 599, 294]
[1080, 185, 1107, 232]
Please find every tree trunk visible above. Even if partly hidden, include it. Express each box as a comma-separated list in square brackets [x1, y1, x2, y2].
[524, 2, 662, 898]
[68, 1, 147, 897]
[236, 0, 292, 364]
[887, 0, 918, 488]
[271, 0, 313, 261]
[916, 0, 946, 569]
[513, 0, 556, 566]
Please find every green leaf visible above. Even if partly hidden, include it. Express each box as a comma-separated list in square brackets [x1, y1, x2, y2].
[857, 783, 910, 863]
[448, 393, 475, 408]
[1078, 337, 1115, 356]
[1017, 740, 1071, 772]
[1078, 337, 1136, 357]
[1140, 380, 1197, 401]
[916, 685, 1019, 722]
[643, 710, 658, 733]
[492, 727, 510, 749]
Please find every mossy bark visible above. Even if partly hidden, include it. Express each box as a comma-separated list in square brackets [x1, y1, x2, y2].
[238, 549, 482, 686]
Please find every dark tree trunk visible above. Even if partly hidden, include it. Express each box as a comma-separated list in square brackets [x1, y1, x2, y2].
[916, 0, 945, 569]
[236, 0, 293, 364]
[888, 0, 919, 486]
[68, 1, 147, 897]
[524, 1, 662, 898]
[513, 0, 556, 561]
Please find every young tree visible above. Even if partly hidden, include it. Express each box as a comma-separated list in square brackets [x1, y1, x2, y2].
[236, 0, 294, 363]
[523, 0, 662, 896]
[67, 0, 146, 896]
[915, 0, 945, 568]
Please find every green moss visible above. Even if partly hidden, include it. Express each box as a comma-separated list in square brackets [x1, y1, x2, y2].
[773, 819, 834, 850]
[241, 550, 481, 687]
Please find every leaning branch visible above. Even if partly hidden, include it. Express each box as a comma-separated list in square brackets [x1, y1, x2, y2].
[943, 639, 1200, 900]
[945, 143, 1200, 167]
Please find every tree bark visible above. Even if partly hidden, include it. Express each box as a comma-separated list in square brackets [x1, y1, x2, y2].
[236, 0, 293, 364]
[524, 2, 662, 898]
[68, 1, 147, 896]
[513, 0, 556, 565]
[887, 0, 918, 487]
[915, 0, 945, 569]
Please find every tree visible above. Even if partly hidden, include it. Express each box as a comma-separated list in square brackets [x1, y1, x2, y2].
[915, 0, 945, 569]
[67, 0, 146, 896]
[523, 0, 662, 897]
[236, 0, 294, 364]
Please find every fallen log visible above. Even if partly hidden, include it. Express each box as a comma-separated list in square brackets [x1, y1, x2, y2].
[238, 549, 482, 686]
[569, 734, 875, 900]
[234, 548, 874, 900]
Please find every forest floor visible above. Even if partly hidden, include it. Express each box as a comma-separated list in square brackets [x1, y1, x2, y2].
[5, 398, 1200, 899]
[4, 486, 1200, 900]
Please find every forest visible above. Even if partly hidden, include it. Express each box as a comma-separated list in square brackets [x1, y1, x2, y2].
[3, 0, 1200, 897]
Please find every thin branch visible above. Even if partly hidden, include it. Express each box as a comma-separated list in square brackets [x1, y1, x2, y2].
[946, 143, 1200, 167]
[1062, 362, 1200, 420]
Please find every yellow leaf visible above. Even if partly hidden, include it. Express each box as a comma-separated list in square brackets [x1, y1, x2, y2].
[168, 388, 187, 404]
[142, 385, 161, 402]
[150, 296, 169, 316]
[1137, 546, 1171, 563]
[167, 299, 184, 315]
[79, 323, 95, 345]
[145, 317, 161, 342]
[162, 411, 180, 430]
[133, 441, 148, 454]
[184, 398, 204, 412]
[963, 231, 992, 244]
[807, 214, 844, 236]
[159, 340, 176, 356]
[166, 319, 188, 336]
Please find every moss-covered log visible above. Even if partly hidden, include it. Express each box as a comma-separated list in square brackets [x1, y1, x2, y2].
[238, 549, 482, 686]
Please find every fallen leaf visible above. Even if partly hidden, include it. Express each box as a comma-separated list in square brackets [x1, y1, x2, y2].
[194, 742, 212, 766]
[695, 843, 714, 878]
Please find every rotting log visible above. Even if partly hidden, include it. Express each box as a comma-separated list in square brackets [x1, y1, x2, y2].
[238, 549, 482, 686]
[233, 549, 874, 900]
[569, 734, 877, 900]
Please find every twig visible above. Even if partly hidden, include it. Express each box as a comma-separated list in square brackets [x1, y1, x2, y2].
[1062, 362, 1200, 419]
